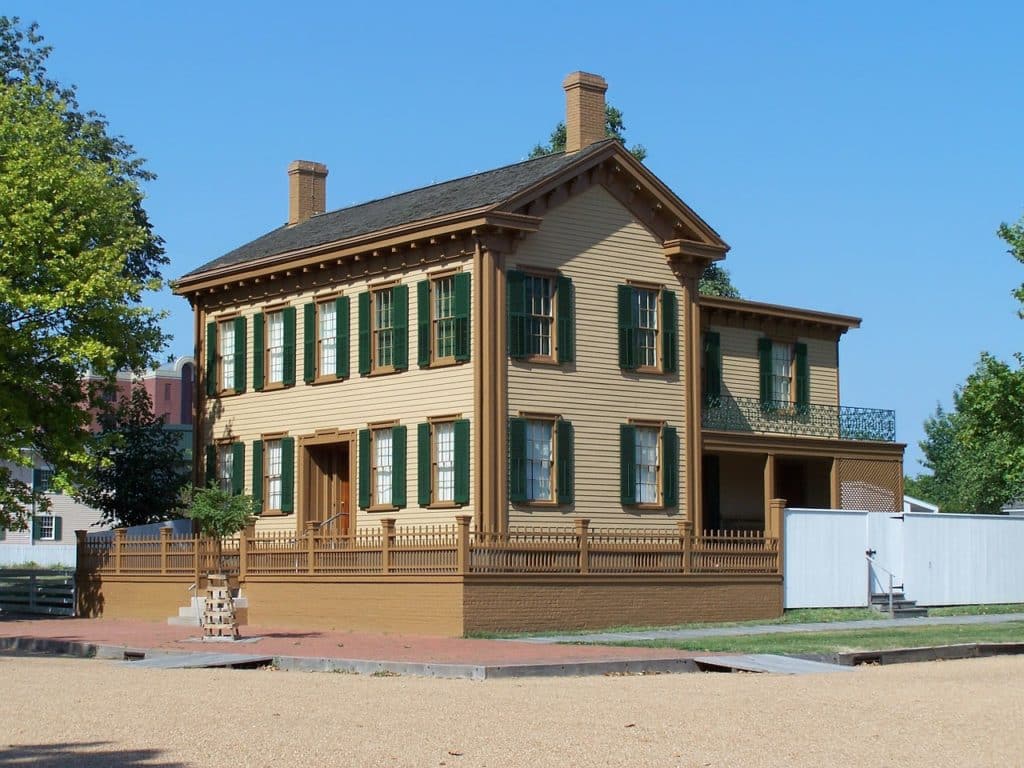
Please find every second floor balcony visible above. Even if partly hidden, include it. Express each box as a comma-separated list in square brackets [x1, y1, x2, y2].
[702, 395, 896, 442]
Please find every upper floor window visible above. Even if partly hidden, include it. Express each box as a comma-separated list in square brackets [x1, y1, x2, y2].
[164, 382, 172, 401]
[32, 468, 53, 493]
[758, 338, 809, 409]
[205, 317, 246, 396]
[219, 320, 236, 389]
[358, 285, 409, 375]
[418, 272, 471, 367]
[304, 297, 349, 383]
[508, 416, 574, 505]
[267, 311, 285, 384]
[617, 284, 677, 374]
[253, 307, 296, 390]
[620, 423, 678, 508]
[507, 270, 574, 364]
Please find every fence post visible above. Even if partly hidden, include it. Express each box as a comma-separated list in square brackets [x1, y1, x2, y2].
[678, 519, 693, 573]
[75, 530, 87, 569]
[381, 518, 395, 574]
[238, 521, 254, 581]
[114, 528, 126, 575]
[575, 518, 590, 574]
[456, 515, 471, 574]
[159, 527, 170, 575]
[769, 497, 787, 576]
[305, 522, 317, 574]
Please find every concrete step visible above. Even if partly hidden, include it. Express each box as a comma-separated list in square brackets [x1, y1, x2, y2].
[167, 595, 248, 626]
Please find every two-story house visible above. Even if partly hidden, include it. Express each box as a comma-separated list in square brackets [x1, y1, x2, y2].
[173, 72, 903, 546]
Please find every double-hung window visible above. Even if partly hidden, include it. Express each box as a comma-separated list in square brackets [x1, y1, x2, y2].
[219, 320, 236, 390]
[303, 296, 349, 383]
[617, 284, 677, 373]
[620, 423, 679, 508]
[217, 444, 234, 493]
[205, 316, 246, 395]
[253, 307, 296, 390]
[375, 290, 395, 369]
[358, 284, 409, 375]
[507, 270, 574, 364]
[318, 302, 337, 377]
[417, 272, 471, 367]
[508, 416, 574, 505]
[37, 515, 55, 540]
[250, 436, 294, 515]
[358, 424, 408, 509]
[771, 342, 792, 403]
[417, 418, 470, 506]
[758, 338, 809, 411]
[433, 422, 456, 502]
[265, 439, 283, 511]
[267, 311, 285, 384]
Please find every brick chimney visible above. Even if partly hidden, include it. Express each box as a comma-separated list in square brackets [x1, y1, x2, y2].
[563, 72, 608, 153]
[287, 160, 328, 226]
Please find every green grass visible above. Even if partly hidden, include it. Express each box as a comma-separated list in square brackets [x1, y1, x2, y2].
[594, 621, 1024, 655]
[929, 603, 1024, 617]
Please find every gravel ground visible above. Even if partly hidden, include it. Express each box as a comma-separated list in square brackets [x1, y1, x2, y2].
[2, 655, 1022, 767]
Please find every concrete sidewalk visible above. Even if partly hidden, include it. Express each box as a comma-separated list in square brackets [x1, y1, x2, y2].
[516, 612, 1024, 645]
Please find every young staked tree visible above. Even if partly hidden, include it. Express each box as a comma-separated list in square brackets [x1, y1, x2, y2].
[529, 105, 740, 298]
[184, 486, 254, 575]
[75, 387, 190, 528]
[0, 18, 167, 529]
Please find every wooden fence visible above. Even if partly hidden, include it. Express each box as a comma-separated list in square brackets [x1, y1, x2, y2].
[77, 517, 780, 579]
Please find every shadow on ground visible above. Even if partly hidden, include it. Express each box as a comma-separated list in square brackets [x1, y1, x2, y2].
[0, 742, 186, 768]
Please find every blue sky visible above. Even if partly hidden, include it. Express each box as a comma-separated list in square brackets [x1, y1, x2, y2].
[10, 1, 1024, 472]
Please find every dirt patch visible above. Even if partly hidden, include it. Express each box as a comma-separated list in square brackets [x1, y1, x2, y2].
[1, 655, 1021, 767]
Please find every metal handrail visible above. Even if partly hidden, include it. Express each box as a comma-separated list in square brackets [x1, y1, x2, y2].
[865, 553, 896, 617]
[702, 394, 896, 442]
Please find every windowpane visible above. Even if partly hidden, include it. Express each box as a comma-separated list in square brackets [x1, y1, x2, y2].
[374, 427, 393, 505]
[34, 469, 53, 493]
[39, 515, 55, 540]
[635, 427, 659, 504]
[771, 342, 792, 403]
[525, 420, 553, 501]
[266, 440, 282, 510]
[217, 445, 233, 493]
[636, 289, 658, 368]
[374, 289, 394, 368]
[318, 302, 337, 376]
[434, 422, 455, 502]
[267, 312, 284, 383]
[525, 276, 553, 357]
[433, 277, 456, 360]
[219, 322, 235, 388]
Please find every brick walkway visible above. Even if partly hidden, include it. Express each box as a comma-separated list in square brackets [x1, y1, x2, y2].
[0, 615, 694, 667]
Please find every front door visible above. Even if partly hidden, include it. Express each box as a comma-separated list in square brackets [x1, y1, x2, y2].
[304, 441, 351, 535]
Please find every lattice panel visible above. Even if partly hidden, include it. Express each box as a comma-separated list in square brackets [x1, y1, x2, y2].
[838, 458, 902, 512]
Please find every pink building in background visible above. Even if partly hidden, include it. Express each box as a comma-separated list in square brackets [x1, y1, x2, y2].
[92, 356, 194, 426]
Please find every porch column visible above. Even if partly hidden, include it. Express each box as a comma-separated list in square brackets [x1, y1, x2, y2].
[830, 457, 841, 509]
[676, 260, 704, 532]
[763, 453, 776, 532]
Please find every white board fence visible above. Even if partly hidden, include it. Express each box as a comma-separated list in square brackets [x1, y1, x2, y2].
[0, 544, 77, 568]
[784, 509, 1024, 608]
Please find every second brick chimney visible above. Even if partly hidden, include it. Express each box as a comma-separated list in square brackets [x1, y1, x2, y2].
[288, 160, 328, 226]
[563, 71, 608, 153]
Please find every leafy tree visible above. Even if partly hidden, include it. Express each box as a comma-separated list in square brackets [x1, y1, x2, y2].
[530, 104, 739, 298]
[530, 104, 648, 162]
[0, 17, 167, 530]
[998, 212, 1024, 316]
[75, 388, 189, 528]
[183, 486, 254, 574]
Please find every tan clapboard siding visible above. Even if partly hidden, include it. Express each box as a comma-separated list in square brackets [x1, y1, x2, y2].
[204, 258, 475, 533]
[507, 185, 686, 530]
[714, 326, 839, 407]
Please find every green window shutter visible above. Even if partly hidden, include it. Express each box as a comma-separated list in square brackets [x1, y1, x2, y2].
[231, 442, 245, 496]
[393, 284, 409, 371]
[454, 272, 471, 363]
[392, 425, 407, 508]
[280, 437, 295, 513]
[417, 280, 431, 367]
[53, 516, 63, 541]
[205, 445, 216, 487]
[206, 322, 217, 396]
[758, 337, 773, 408]
[358, 429, 371, 509]
[253, 313, 265, 391]
[556, 275, 574, 363]
[556, 419, 574, 505]
[336, 296, 350, 378]
[703, 331, 722, 401]
[620, 424, 637, 505]
[508, 417, 527, 503]
[251, 440, 264, 512]
[32, 468, 42, 491]
[454, 419, 470, 504]
[662, 425, 679, 508]
[617, 285, 637, 370]
[282, 306, 297, 386]
[303, 303, 316, 383]
[358, 292, 371, 375]
[233, 316, 247, 392]
[795, 342, 810, 410]
[417, 422, 432, 506]
[31, 516, 41, 541]
[661, 289, 678, 374]
[507, 269, 526, 359]
[0, 528, 5, 541]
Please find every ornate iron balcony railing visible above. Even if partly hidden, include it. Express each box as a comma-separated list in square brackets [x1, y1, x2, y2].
[702, 395, 896, 442]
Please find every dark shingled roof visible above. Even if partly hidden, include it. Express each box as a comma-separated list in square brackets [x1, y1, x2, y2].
[182, 140, 616, 279]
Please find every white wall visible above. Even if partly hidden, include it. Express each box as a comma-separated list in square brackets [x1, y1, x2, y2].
[0, 544, 77, 567]
[784, 509, 869, 608]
